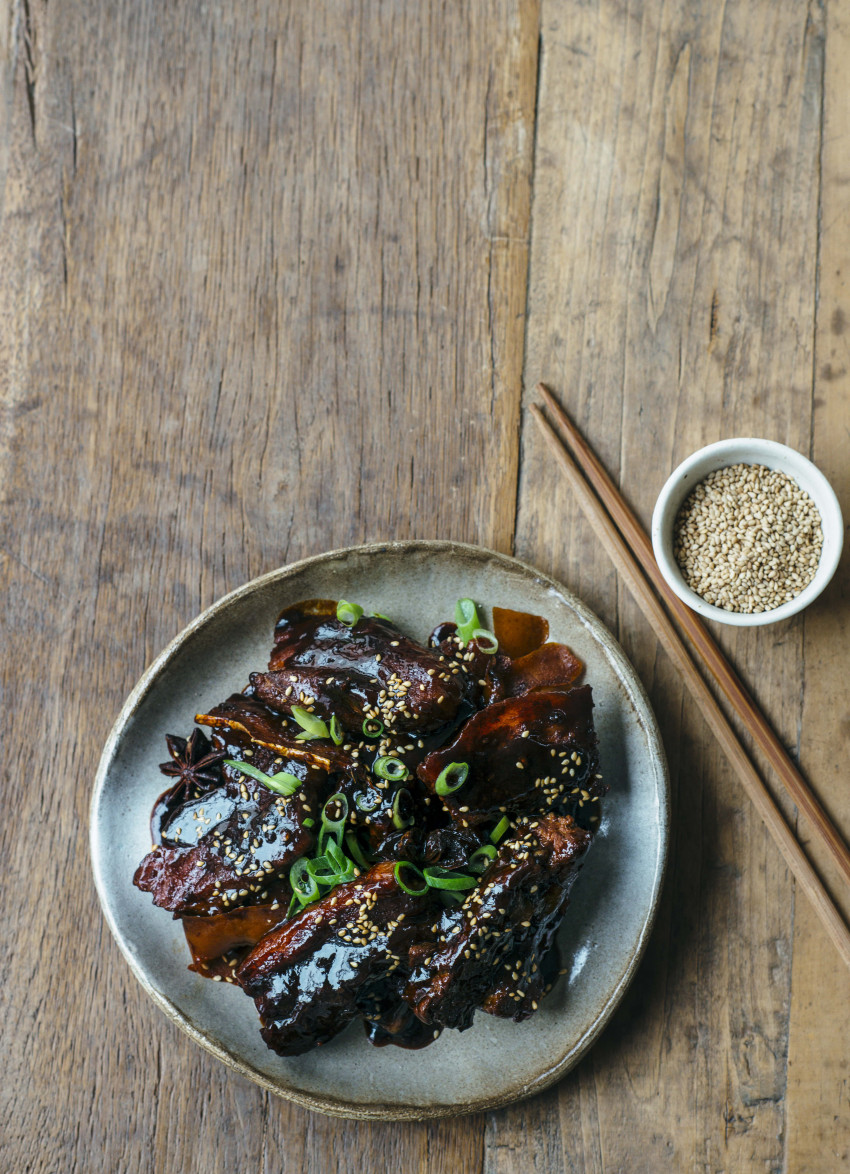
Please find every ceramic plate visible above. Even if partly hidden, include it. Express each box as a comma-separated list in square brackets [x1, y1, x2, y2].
[91, 541, 669, 1120]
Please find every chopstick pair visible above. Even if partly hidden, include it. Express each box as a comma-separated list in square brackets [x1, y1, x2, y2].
[532, 386, 850, 971]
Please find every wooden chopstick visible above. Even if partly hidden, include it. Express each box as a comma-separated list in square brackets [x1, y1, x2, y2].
[532, 400, 850, 971]
[537, 383, 850, 892]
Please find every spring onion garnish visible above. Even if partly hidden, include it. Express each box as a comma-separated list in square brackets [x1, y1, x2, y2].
[468, 843, 497, 873]
[336, 599, 364, 626]
[223, 759, 301, 797]
[362, 717, 384, 739]
[490, 815, 510, 844]
[394, 861, 428, 896]
[329, 715, 344, 745]
[435, 761, 469, 796]
[455, 598, 482, 646]
[423, 866, 477, 891]
[320, 793, 349, 838]
[303, 817, 315, 828]
[373, 756, 409, 782]
[290, 857, 320, 906]
[371, 612, 391, 621]
[354, 788, 382, 813]
[472, 627, 499, 655]
[307, 844, 355, 886]
[291, 706, 330, 741]
[391, 787, 415, 830]
[345, 831, 371, 869]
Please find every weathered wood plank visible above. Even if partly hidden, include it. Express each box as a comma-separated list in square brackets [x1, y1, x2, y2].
[784, 2, 850, 1170]
[0, 2, 537, 1171]
[516, 0, 825, 1169]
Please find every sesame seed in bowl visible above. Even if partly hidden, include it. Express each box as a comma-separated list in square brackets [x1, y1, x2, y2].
[651, 439, 844, 627]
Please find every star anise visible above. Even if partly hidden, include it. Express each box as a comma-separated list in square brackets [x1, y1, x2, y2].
[159, 728, 226, 799]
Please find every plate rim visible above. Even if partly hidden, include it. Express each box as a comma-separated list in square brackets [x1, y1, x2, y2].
[90, 539, 669, 1120]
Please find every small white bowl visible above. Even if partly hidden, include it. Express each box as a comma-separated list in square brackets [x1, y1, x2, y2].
[651, 438, 844, 627]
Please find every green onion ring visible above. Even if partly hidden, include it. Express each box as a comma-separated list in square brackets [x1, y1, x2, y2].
[345, 831, 371, 869]
[394, 861, 428, 896]
[289, 857, 320, 905]
[336, 599, 364, 626]
[353, 789, 382, 813]
[361, 717, 384, 739]
[223, 759, 301, 796]
[454, 598, 482, 646]
[328, 714, 344, 745]
[468, 844, 497, 873]
[435, 761, 469, 796]
[320, 792, 349, 835]
[423, 866, 477, 891]
[472, 627, 499, 655]
[373, 756, 409, 782]
[391, 787, 414, 830]
[489, 816, 510, 844]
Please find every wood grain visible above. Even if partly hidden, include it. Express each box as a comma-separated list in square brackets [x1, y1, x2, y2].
[517, 0, 838, 1170]
[0, 2, 537, 1171]
[3, 0, 849, 1169]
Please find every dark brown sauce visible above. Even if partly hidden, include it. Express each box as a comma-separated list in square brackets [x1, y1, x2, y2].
[492, 606, 549, 659]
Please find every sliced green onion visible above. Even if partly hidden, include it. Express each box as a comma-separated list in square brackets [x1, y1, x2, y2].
[455, 598, 482, 646]
[362, 717, 384, 739]
[373, 756, 409, 781]
[329, 714, 344, 745]
[223, 759, 301, 797]
[472, 627, 499, 655]
[336, 600, 364, 626]
[303, 817, 315, 828]
[290, 857, 320, 906]
[439, 890, 465, 908]
[391, 787, 414, 830]
[423, 866, 477, 891]
[291, 706, 330, 740]
[354, 788, 382, 813]
[490, 816, 510, 844]
[435, 761, 469, 796]
[345, 831, 371, 869]
[286, 893, 300, 919]
[394, 861, 428, 896]
[468, 843, 498, 873]
[320, 792, 349, 835]
[307, 847, 355, 887]
[371, 612, 391, 621]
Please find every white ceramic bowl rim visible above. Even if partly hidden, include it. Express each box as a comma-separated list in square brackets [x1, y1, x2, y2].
[651, 438, 844, 627]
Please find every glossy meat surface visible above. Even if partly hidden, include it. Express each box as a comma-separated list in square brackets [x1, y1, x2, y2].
[417, 686, 600, 825]
[134, 601, 607, 1054]
[237, 862, 438, 1055]
[404, 815, 591, 1029]
[252, 606, 464, 734]
[134, 741, 324, 916]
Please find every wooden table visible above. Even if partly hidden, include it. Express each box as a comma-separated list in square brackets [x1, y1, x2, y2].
[3, 2, 848, 1170]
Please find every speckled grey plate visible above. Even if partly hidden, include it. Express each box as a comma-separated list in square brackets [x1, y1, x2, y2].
[91, 541, 669, 1120]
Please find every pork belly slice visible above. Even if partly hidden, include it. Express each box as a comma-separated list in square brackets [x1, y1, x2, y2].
[486, 642, 584, 699]
[236, 861, 437, 1056]
[182, 903, 287, 968]
[251, 606, 464, 735]
[403, 815, 592, 1031]
[417, 686, 600, 826]
[134, 746, 324, 916]
[195, 693, 354, 773]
